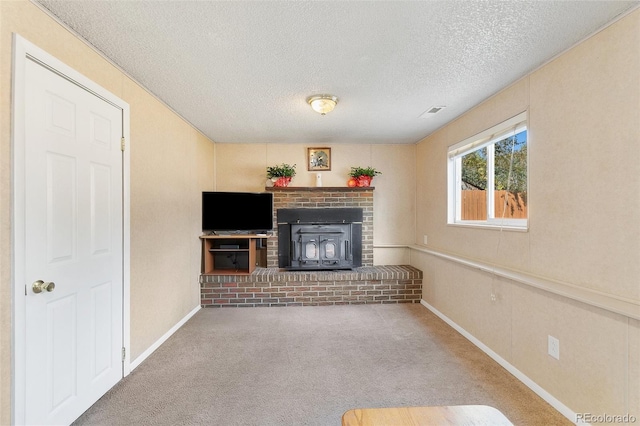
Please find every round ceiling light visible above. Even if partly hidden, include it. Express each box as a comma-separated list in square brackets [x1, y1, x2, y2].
[307, 95, 338, 115]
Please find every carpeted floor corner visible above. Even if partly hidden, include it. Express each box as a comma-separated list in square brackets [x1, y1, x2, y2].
[73, 304, 571, 425]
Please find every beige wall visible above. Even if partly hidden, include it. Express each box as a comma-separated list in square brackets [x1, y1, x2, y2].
[0, 2, 215, 423]
[215, 142, 416, 264]
[413, 9, 639, 418]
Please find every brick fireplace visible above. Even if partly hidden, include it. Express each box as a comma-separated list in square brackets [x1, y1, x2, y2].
[265, 186, 374, 268]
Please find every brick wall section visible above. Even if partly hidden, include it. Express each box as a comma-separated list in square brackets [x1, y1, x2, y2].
[265, 187, 374, 267]
[200, 265, 422, 307]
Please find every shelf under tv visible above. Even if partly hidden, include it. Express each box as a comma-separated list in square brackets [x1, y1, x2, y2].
[200, 234, 267, 275]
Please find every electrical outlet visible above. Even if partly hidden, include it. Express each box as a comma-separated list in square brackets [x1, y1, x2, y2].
[423, 235, 428, 245]
[548, 335, 560, 360]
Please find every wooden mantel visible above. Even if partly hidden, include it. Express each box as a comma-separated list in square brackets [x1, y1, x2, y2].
[265, 186, 375, 192]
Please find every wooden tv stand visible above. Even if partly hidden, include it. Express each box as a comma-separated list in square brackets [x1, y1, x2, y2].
[200, 234, 268, 275]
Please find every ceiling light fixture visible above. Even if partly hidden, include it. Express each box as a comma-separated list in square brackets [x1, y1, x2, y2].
[307, 95, 338, 115]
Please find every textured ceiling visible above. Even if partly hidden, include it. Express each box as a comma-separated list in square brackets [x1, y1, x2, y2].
[35, 1, 638, 145]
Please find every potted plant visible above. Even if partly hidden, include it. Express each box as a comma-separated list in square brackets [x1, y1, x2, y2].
[267, 163, 296, 187]
[348, 166, 381, 187]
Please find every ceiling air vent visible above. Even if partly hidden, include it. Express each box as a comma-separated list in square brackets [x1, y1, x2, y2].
[419, 105, 446, 118]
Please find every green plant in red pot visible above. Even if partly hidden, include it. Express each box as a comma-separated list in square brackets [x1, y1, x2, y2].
[348, 166, 381, 187]
[267, 163, 296, 187]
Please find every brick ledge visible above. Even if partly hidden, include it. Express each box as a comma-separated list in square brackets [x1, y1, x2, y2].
[200, 265, 423, 307]
[200, 265, 422, 283]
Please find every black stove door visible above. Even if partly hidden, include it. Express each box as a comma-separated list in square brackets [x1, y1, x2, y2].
[298, 234, 320, 267]
[320, 235, 344, 266]
[289, 224, 352, 269]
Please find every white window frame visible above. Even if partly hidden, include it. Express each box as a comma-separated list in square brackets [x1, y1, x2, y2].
[447, 111, 528, 230]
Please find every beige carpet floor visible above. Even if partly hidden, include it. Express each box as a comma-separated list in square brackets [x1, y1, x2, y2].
[73, 304, 571, 425]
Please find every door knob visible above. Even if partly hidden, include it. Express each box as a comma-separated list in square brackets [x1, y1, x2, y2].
[32, 280, 55, 294]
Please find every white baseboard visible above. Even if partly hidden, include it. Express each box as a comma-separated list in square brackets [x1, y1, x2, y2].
[130, 305, 201, 371]
[420, 299, 581, 425]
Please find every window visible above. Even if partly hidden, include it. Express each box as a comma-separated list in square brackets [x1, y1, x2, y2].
[448, 112, 528, 229]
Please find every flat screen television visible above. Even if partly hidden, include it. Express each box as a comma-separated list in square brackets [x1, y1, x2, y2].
[202, 191, 274, 233]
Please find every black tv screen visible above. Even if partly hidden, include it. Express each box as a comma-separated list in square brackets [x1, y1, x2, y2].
[202, 191, 273, 233]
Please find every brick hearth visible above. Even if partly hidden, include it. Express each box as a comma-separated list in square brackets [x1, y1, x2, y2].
[200, 265, 422, 307]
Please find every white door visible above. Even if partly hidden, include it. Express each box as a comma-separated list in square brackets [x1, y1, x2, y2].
[22, 56, 124, 425]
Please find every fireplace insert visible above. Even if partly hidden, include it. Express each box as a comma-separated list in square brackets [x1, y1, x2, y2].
[277, 208, 362, 270]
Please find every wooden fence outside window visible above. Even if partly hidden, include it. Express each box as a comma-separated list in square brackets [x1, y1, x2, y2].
[461, 190, 527, 220]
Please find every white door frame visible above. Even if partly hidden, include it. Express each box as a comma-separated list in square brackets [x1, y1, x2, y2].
[11, 34, 131, 425]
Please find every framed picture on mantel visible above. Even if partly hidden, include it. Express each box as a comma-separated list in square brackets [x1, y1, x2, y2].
[307, 147, 331, 171]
